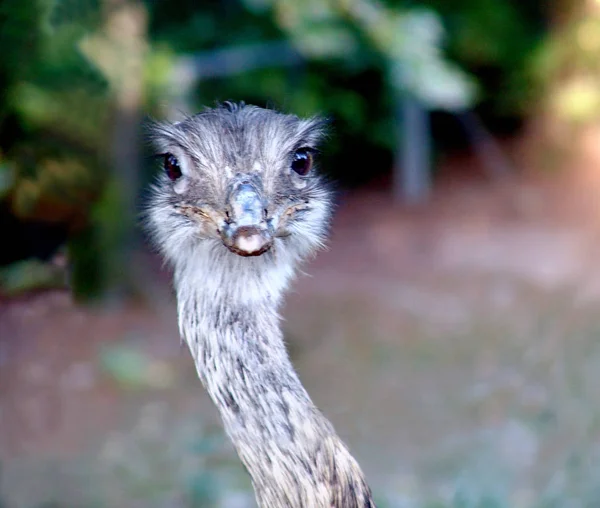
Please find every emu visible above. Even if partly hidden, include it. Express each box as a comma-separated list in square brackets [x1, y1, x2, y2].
[146, 102, 375, 507]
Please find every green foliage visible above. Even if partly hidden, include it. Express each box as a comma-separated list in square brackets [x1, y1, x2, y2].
[0, 0, 549, 295]
[146, 0, 543, 185]
[0, 258, 66, 295]
[417, 0, 545, 117]
[0, 0, 111, 296]
[0, 0, 148, 298]
[0, 0, 107, 151]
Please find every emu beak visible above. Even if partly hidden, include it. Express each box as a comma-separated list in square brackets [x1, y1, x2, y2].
[220, 179, 273, 257]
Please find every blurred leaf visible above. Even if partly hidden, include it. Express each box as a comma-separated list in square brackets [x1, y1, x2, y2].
[99, 344, 149, 388]
[10, 83, 108, 148]
[0, 258, 66, 296]
[0, 160, 15, 199]
[390, 9, 478, 110]
[288, 21, 359, 59]
[450, 0, 533, 66]
[98, 342, 176, 389]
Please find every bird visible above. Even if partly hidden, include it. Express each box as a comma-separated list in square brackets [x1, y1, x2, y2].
[146, 102, 375, 507]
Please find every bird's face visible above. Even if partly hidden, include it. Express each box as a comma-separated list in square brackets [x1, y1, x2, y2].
[147, 104, 331, 266]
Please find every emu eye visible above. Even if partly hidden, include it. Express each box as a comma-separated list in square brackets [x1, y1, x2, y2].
[291, 148, 314, 176]
[163, 153, 182, 181]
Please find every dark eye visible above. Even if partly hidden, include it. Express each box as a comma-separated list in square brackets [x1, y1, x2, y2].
[291, 148, 314, 176]
[163, 153, 182, 181]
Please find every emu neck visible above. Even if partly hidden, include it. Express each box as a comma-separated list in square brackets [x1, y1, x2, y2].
[175, 255, 375, 507]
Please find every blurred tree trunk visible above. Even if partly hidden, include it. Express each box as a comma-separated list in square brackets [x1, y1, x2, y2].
[79, 0, 147, 300]
[107, 0, 147, 298]
[395, 96, 431, 204]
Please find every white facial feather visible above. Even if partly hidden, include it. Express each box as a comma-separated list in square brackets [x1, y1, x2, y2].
[146, 104, 332, 305]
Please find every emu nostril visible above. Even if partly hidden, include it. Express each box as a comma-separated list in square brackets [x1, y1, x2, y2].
[229, 226, 272, 256]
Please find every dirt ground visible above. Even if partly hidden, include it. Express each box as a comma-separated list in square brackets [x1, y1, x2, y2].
[3, 150, 600, 507]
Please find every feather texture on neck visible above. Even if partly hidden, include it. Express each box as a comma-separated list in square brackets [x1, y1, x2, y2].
[175, 249, 375, 507]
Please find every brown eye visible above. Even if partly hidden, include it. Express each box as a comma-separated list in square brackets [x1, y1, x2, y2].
[291, 148, 313, 176]
[164, 153, 182, 181]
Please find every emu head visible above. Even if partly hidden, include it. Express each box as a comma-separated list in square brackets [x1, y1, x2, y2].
[147, 103, 331, 270]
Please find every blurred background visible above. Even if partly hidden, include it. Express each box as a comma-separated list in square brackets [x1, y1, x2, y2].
[4, 0, 600, 506]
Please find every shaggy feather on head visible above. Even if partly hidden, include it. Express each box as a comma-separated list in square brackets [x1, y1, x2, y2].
[146, 103, 332, 279]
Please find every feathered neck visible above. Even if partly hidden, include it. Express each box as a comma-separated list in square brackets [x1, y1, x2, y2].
[173, 246, 376, 507]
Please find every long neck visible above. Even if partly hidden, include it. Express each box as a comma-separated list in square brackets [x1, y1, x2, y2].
[174, 255, 375, 507]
